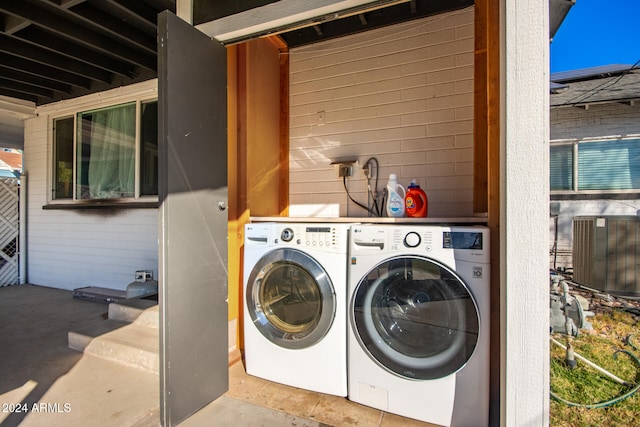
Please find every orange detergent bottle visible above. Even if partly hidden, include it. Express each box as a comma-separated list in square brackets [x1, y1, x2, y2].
[405, 179, 428, 217]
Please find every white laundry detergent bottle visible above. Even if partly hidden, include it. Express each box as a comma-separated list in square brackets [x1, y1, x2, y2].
[385, 174, 406, 217]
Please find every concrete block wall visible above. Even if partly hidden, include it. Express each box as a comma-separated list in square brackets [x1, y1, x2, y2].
[289, 7, 475, 218]
[551, 103, 640, 141]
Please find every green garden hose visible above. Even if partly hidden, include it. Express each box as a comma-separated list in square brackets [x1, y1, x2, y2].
[628, 334, 638, 352]
[550, 339, 640, 408]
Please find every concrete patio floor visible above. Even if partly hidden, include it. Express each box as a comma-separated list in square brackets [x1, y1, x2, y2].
[0, 284, 438, 427]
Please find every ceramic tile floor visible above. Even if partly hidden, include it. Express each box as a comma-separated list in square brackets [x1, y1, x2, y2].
[223, 360, 440, 427]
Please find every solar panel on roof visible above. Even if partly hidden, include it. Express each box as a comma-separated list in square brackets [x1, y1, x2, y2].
[551, 64, 633, 83]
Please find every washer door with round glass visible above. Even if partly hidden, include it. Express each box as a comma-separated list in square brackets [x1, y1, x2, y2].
[246, 248, 336, 350]
[351, 255, 479, 380]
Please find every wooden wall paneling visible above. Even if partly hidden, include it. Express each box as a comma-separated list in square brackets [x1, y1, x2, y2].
[474, 0, 501, 425]
[245, 38, 282, 217]
[270, 36, 290, 216]
[231, 37, 287, 352]
[227, 44, 245, 358]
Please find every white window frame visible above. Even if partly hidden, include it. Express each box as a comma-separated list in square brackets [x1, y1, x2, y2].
[550, 137, 640, 195]
[48, 95, 158, 205]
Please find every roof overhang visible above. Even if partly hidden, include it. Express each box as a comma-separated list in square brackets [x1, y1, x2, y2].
[0, 96, 35, 121]
[0, 96, 35, 150]
[549, 0, 575, 42]
[550, 67, 640, 108]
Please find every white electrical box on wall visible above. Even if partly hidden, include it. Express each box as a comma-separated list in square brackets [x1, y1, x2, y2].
[330, 159, 357, 178]
[135, 270, 154, 282]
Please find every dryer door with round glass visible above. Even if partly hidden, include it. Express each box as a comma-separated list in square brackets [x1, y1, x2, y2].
[351, 255, 479, 380]
[246, 248, 336, 350]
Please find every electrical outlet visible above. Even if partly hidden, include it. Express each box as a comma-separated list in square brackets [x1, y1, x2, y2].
[339, 164, 353, 177]
[330, 159, 357, 177]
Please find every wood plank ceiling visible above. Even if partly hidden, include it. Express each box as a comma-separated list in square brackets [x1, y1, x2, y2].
[0, 0, 175, 105]
[2, 0, 480, 106]
[1, 0, 571, 107]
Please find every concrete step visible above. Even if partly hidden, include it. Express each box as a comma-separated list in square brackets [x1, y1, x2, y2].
[71, 321, 159, 374]
[108, 300, 158, 329]
[68, 301, 159, 375]
[68, 318, 130, 353]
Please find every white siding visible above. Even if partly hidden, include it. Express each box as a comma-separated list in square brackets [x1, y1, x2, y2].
[288, 7, 475, 217]
[23, 81, 158, 291]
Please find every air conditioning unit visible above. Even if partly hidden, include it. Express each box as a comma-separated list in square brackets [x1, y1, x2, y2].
[573, 216, 640, 296]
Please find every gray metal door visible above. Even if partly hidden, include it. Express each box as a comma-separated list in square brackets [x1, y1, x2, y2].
[158, 11, 228, 427]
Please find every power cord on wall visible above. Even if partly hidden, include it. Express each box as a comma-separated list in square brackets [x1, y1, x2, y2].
[342, 157, 384, 217]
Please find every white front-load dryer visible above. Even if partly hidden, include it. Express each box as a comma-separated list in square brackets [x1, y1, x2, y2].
[243, 222, 351, 397]
[347, 224, 490, 426]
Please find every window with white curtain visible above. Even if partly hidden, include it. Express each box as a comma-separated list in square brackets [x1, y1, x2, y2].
[52, 100, 158, 201]
[550, 138, 640, 193]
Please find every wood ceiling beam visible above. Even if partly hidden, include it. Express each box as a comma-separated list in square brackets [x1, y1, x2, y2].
[0, 78, 54, 99]
[17, 26, 135, 77]
[0, 88, 37, 103]
[0, 53, 92, 88]
[0, 33, 112, 83]
[69, 2, 157, 53]
[0, 0, 156, 70]
[96, 0, 159, 35]
[2, 12, 30, 34]
[0, 65, 72, 94]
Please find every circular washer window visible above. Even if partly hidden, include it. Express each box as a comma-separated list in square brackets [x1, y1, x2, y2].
[246, 248, 336, 349]
[351, 255, 479, 379]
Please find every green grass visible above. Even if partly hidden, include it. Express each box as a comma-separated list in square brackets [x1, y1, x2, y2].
[550, 310, 640, 426]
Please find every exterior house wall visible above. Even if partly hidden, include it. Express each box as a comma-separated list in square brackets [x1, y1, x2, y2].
[288, 8, 475, 218]
[550, 103, 640, 270]
[23, 81, 159, 291]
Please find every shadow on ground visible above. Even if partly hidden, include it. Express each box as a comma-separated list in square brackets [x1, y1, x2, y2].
[0, 284, 108, 427]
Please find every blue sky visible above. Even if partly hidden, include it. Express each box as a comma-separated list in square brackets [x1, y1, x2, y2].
[550, 0, 640, 73]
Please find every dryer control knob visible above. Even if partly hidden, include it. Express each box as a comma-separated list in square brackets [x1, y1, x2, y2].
[403, 232, 421, 248]
[281, 228, 294, 242]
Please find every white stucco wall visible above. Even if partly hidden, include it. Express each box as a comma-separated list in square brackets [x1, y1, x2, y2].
[502, 0, 550, 425]
[289, 8, 475, 218]
[550, 102, 640, 269]
[23, 81, 159, 291]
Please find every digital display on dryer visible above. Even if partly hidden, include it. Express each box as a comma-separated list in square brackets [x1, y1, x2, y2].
[305, 227, 331, 233]
[443, 232, 483, 250]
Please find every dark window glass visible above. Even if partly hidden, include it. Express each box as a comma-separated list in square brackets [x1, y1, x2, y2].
[140, 101, 158, 196]
[53, 117, 74, 199]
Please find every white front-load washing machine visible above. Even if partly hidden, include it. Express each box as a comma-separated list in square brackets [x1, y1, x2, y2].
[347, 224, 490, 426]
[243, 222, 351, 396]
